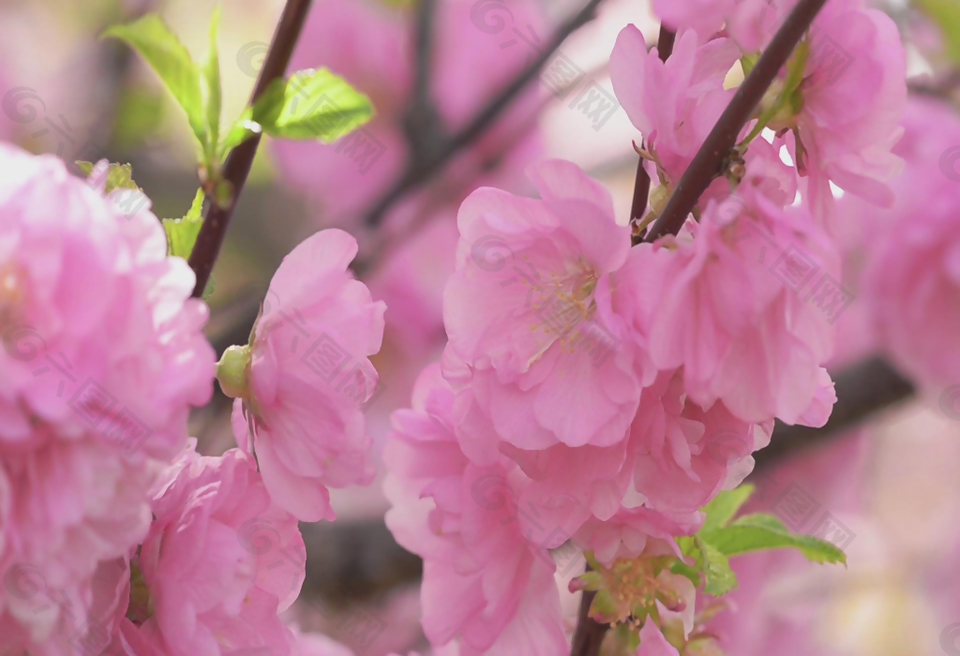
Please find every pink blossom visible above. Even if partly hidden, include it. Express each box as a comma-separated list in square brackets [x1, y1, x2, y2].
[855, 98, 960, 388]
[635, 620, 680, 656]
[610, 27, 740, 203]
[133, 443, 303, 656]
[226, 229, 385, 522]
[443, 159, 640, 450]
[575, 506, 700, 567]
[384, 365, 567, 655]
[628, 370, 768, 514]
[791, 2, 907, 225]
[0, 145, 214, 648]
[617, 184, 839, 426]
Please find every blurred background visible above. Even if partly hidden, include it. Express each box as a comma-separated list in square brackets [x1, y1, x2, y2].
[1, 0, 958, 653]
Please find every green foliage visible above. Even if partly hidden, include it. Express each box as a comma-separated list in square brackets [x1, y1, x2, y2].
[163, 189, 206, 260]
[250, 68, 374, 141]
[106, 8, 374, 182]
[75, 161, 142, 193]
[102, 15, 207, 151]
[676, 483, 846, 597]
[917, 0, 960, 63]
[200, 7, 223, 164]
[701, 513, 848, 565]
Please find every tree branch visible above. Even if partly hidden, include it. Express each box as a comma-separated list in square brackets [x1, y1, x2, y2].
[189, 0, 313, 297]
[363, 0, 608, 229]
[570, 571, 608, 656]
[630, 25, 674, 244]
[404, 0, 445, 160]
[644, 0, 829, 243]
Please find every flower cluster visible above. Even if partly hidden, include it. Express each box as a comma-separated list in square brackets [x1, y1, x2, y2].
[384, 0, 908, 652]
[0, 144, 384, 654]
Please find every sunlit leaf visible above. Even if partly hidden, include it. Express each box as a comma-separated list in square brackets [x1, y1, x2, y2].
[103, 15, 207, 148]
[163, 188, 206, 260]
[702, 513, 847, 566]
[201, 6, 222, 162]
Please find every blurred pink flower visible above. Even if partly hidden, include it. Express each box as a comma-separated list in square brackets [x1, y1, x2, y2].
[856, 98, 960, 389]
[443, 159, 639, 450]
[134, 443, 303, 656]
[230, 229, 386, 522]
[0, 145, 214, 649]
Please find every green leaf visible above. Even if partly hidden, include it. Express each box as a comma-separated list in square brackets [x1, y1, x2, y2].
[163, 188, 205, 259]
[250, 68, 373, 141]
[694, 537, 737, 597]
[917, 0, 960, 64]
[200, 7, 222, 163]
[701, 513, 847, 566]
[219, 115, 263, 159]
[700, 485, 755, 534]
[103, 15, 206, 150]
[76, 161, 142, 193]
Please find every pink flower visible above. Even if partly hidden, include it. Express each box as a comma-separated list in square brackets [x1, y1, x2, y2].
[610, 27, 741, 202]
[635, 620, 680, 656]
[855, 98, 960, 388]
[225, 229, 386, 522]
[133, 443, 304, 656]
[791, 2, 907, 225]
[575, 506, 700, 567]
[0, 145, 214, 648]
[443, 159, 640, 450]
[290, 625, 355, 656]
[384, 365, 567, 655]
[628, 370, 768, 514]
[618, 184, 839, 426]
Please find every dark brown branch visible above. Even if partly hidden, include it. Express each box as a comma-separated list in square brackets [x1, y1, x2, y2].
[363, 0, 608, 229]
[570, 580, 608, 656]
[404, 0, 445, 160]
[644, 0, 829, 242]
[630, 26, 675, 244]
[189, 0, 313, 297]
[754, 356, 915, 470]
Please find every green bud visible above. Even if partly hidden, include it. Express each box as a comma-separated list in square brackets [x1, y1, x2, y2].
[217, 344, 251, 399]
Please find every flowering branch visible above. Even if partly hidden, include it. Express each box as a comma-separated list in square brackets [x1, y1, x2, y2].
[630, 25, 674, 244]
[188, 0, 313, 297]
[363, 0, 608, 229]
[644, 0, 830, 242]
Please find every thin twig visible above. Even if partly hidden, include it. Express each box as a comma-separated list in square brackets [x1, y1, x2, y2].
[363, 0, 608, 228]
[644, 0, 829, 242]
[405, 0, 445, 160]
[189, 0, 314, 297]
[629, 26, 675, 244]
[570, 568, 608, 656]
